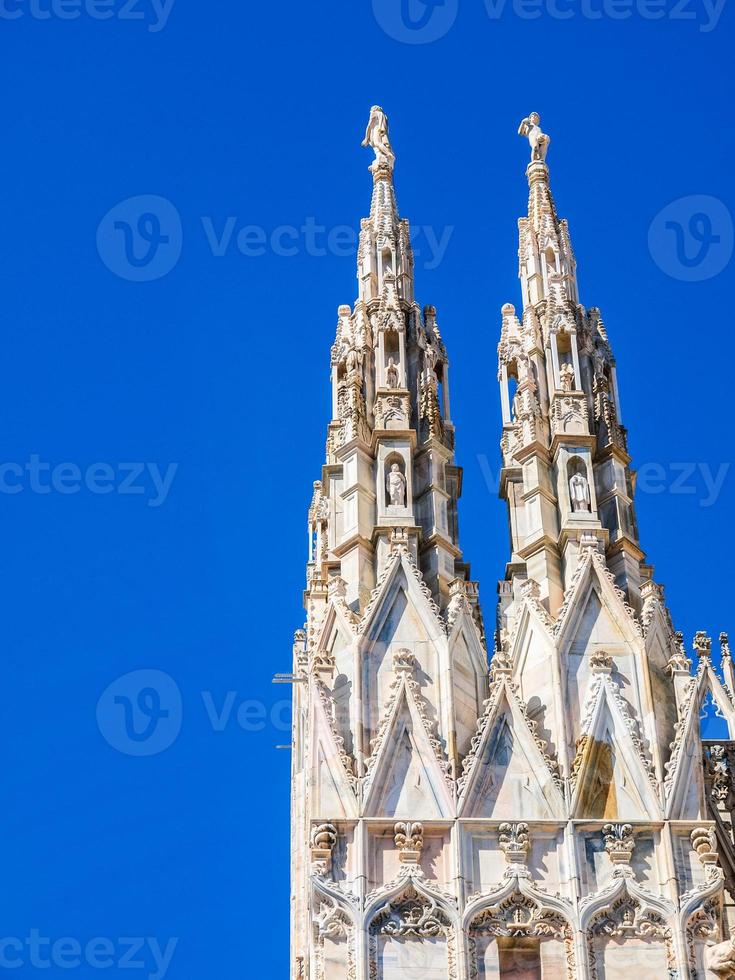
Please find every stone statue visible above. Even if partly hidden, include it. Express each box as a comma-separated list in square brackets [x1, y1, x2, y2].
[345, 345, 361, 376]
[570, 471, 591, 512]
[706, 930, 735, 978]
[559, 363, 575, 392]
[518, 112, 550, 163]
[362, 106, 395, 173]
[386, 357, 399, 389]
[387, 463, 406, 507]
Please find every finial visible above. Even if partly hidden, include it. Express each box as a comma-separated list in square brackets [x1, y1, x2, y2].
[518, 112, 550, 163]
[362, 105, 395, 176]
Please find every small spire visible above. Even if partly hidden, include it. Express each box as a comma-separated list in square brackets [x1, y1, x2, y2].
[362, 105, 395, 178]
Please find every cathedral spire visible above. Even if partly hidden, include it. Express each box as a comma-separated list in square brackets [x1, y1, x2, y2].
[311, 107, 472, 613]
[498, 113, 641, 614]
[358, 106, 414, 306]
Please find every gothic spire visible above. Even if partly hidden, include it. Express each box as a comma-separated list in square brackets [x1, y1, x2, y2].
[358, 106, 414, 306]
[498, 113, 642, 614]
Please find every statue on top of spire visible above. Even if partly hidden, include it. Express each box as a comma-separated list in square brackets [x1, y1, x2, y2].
[362, 105, 395, 174]
[518, 112, 550, 163]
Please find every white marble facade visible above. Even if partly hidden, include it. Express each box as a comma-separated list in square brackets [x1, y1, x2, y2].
[289, 109, 735, 978]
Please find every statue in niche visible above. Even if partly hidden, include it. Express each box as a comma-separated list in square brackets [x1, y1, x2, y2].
[559, 362, 575, 392]
[362, 105, 395, 173]
[386, 357, 399, 389]
[570, 470, 592, 512]
[387, 463, 407, 507]
[518, 111, 551, 163]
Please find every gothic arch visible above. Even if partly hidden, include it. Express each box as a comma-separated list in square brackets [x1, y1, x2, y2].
[463, 875, 576, 979]
[312, 879, 359, 980]
[365, 876, 459, 980]
[580, 877, 677, 980]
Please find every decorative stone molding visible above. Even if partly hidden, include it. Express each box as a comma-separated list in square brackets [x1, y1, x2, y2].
[392, 647, 416, 675]
[373, 391, 410, 430]
[498, 822, 530, 871]
[685, 897, 721, 977]
[587, 896, 675, 979]
[705, 744, 733, 805]
[315, 678, 357, 792]
[468, 889, 575, 980]
[394, 822, 424, 863]
[311, 823, 338, 874]
[458, 676, 561, 794]
[695, 631, 713, 662]
[571, 671, 657, 797]
[551, 388, 589, 436]
[368, 884, 458, 980]
[667, 631, 693, 674]
[365, 670, 452, 788]
[590, 649, 613, 672]
[691, 826, 719, 866]
[602, 823, 635, 868]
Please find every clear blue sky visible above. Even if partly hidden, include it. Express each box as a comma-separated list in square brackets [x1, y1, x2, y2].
[0, 0, 732, 976]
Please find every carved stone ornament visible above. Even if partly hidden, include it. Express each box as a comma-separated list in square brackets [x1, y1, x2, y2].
[691, 826, 719, 865]
[695, 630, 713, 661]
[706, 744, 732, 805]
[394, 822, 424, 863]
[498, 822, 530, 867]
[311, 823, 338, 873]
[667, 631, 693, 674]
[602, 823, 635, 866]
[590, 650, 613, 672]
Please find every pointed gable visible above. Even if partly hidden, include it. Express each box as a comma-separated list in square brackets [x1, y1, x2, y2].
[572, 670, 660, 820]
[309, 681, 358, 821]
[458, 677, 564, 820]
[363, 678, 454, 819]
